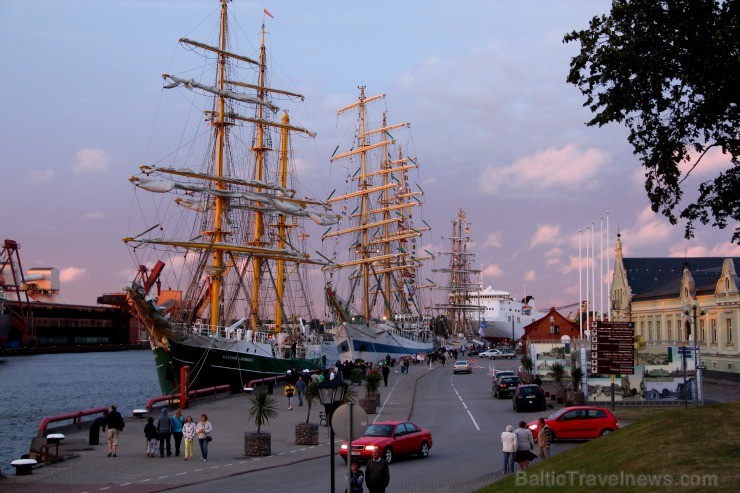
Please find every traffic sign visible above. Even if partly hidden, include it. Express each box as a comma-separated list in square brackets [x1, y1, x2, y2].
[590, 321, 635, 375]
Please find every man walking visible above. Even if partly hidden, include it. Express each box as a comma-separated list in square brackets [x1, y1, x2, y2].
[536, 417, 552, 459]
[381, 363, 390, 387]
[365, 447, 390, 493]
[105, 404, 125, 457]
[295, 375, 307, 407]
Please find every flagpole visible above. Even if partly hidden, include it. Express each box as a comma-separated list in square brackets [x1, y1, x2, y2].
[579, 229, 582, 339]
[606, 212, 610, 321]
[600, 216, 604, 322]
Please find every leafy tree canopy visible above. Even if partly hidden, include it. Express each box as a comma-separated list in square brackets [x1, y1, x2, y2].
[564, 0, 739, 242]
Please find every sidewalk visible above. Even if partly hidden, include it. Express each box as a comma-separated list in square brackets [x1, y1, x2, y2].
[1, 363, 429, 492]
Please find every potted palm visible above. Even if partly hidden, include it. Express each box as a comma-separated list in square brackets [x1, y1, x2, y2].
[244, 390, 278, 456]
[359, 369, 381, 414]
[568, 366, 585, 405]
[548, 362, 567, 404]
[520, 355, 534, 383]
[295, 381, 319, 445]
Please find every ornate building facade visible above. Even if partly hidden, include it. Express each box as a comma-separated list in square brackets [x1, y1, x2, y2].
[610, 235, 740, 380]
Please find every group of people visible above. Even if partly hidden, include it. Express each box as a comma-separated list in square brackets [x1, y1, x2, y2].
[348, 448, 391, 493]
[500, 418, 551, 474]
[102, 403, 214, 462]
[144, 410, 213, 461]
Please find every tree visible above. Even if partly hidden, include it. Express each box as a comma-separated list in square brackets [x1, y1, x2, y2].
[564, 0, 739, 243]
[247, 390, 279, 433]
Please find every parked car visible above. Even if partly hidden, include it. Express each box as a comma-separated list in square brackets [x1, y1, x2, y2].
[479, 349, 502, 358]
[526, 406, 619, 440]
[467, 348, 482, 356]
[493, 375, 521, 398]
[493, 370, 516, 383]
[453, 360, 472, 374]
[491, 349, 516, 359]
[339, 420, 433, 464]
[512, 384, 547, 412]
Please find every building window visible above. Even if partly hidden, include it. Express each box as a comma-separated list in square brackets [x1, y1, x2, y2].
[711, 319, 717, 344]
[699, 319, 705, 343]
[656, 320, 661, 340]
[727, 319, 733, 344]
[639, 321, 644, 337]
[648, 321, 653, 341]
[667, 320, 672, 341]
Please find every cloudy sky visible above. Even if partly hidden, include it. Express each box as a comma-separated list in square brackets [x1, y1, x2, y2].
[2, 0, 737, 314]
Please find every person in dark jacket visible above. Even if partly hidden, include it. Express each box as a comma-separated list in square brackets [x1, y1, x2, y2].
[144, 417, 158, 457]
[156, 408, 173, 457]
[349, 461, 364, 493]
[105, 404, 125, 457]
[381, 363, 390, 387]
[365, 447, 390, 493]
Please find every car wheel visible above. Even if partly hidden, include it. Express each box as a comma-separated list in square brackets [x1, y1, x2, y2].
[599, 428, 613, 437]
[383, 447, 394, 464]
[419, 441, 430, 458]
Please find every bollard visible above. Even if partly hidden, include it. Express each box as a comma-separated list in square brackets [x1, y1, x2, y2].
[89, 416, 107, 445]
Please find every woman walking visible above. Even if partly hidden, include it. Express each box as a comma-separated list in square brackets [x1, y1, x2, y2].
[195, 413, 213, 461]
[500, 424, 517, 474]
[171, 409, 185, 457]
[513, 420, 537, 470]
[182, 415, 196, 460]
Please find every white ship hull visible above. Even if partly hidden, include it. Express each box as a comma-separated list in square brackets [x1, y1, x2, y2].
[468, 286, 537, 341]
[333, 322, 435, 364]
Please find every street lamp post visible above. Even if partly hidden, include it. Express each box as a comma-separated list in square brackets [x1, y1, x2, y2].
[683, 301, 706, 406]
[318, 378, 347, 493]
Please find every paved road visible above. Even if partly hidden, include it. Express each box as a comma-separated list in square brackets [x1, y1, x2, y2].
[171, 359, 572, 493]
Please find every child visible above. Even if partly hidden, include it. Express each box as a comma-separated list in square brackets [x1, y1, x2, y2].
[182, 415, 196, 460]
[144, 417, 158, 458]
[284, 382, 296, 410]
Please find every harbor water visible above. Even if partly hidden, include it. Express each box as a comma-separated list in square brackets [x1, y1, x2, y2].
[0, 350, 159, 472]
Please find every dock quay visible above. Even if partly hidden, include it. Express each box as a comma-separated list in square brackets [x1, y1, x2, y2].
[1, 363, 430, 493]
[3, 359, 739, 493]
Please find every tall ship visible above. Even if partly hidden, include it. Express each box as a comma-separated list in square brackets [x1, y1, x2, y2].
[434, 209, 485, 339]
[323, 86, 437, 363]
[123, 1, 336, 395]
[434, 210, 537, 342]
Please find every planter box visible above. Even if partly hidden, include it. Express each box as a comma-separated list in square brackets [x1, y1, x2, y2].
[244, 432, 271, 456]
[295, 423, 319, 445]
[360, 396, 377, 414]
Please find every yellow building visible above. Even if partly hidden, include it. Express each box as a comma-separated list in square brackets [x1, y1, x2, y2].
[610, 234, 740, 379]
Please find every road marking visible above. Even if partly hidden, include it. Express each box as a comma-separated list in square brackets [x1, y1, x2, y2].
[119, 483, 131, 486]
[467, 410, 481, 430]
[177, 472, 187, 476]
[141, 478, 151, 482]
[224, 463, 233, 467]
[99, 488, 111, 491]
[239, 460, 248, 463]
[157, 475, 168, 479]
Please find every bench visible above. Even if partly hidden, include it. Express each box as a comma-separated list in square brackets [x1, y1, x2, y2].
[10, 459, 37, 476]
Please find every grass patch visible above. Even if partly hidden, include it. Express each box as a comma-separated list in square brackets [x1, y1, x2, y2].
[475, 401, 740, 493]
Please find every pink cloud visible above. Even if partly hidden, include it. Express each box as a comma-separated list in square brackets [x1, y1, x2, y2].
[523, 269, 536, 282]
[60, 267, 87, 283]
[483, 232, 502, 248]
[530, 225, 561, 249]
[483, 264, 503, 278]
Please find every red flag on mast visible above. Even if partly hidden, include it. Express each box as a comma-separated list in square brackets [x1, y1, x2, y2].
[263, 9, 274, 18]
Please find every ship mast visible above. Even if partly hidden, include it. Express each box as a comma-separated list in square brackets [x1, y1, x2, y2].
[208, 0, 230, 331]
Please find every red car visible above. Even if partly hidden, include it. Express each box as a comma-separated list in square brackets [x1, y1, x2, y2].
[527, 406, 619, 440]
[339, 420, 433, 464]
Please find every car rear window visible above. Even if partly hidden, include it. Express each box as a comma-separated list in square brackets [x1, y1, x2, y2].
[519, 386, 539, 395]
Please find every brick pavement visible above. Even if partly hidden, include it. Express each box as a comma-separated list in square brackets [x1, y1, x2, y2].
[0, 362, 429, 492]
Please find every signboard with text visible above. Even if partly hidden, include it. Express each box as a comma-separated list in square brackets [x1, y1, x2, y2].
[590, 321, 635, 375]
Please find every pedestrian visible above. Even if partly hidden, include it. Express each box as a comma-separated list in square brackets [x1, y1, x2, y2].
[349, 461, 365, 493]
[295, 375, 307, 407]
[440, 353, 447, 367]
[365, 446, 390, 493]
[536, 417, 551, 459]
[513, 420, 537, 470]
[500, 424, 517, 474]
[156, 408, 173, 457]
[144, 417, 158, 458]
[195, 413, 213, 461]
[171, 408, 185, 457]
[385, 354, 391, 367]
[381, 363, 390, 387]
[284, 381, 296, 410]
[105, 404, 125, 457]
[182, 415, 196, 460]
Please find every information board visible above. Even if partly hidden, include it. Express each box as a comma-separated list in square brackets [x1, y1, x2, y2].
[590, 321, 635, 375]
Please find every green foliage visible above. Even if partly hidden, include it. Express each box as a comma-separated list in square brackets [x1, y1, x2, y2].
[342, 383, 358, 404]
[549, 362, 567, 389]
[247, 390, 279, 433]
[304, 381, 319, 424]
[520, 354, 533, 374]
[564, 0, 740, 243]
[570, 365, 584, 392]
[364, 369, 382, 396]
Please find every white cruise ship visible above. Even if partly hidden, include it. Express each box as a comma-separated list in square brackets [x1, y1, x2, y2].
[468, 286, 537, 341]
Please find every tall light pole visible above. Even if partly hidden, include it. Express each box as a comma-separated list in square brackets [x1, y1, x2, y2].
[683, 301, 705, 406]
[318, 378, 347, 493]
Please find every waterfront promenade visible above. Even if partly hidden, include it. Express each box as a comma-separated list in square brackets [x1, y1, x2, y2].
[1, 363, 430, 492]
[3, 360, 739, 493]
